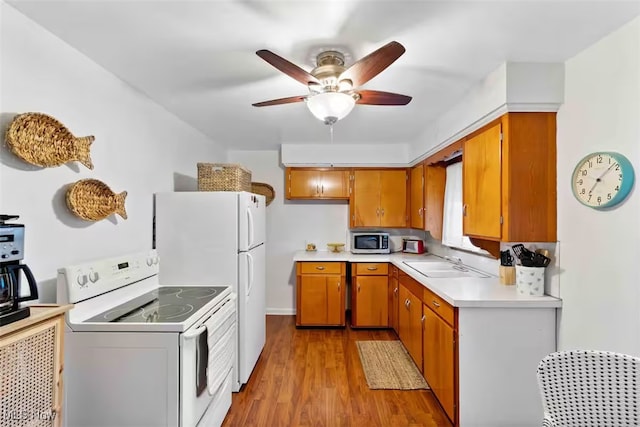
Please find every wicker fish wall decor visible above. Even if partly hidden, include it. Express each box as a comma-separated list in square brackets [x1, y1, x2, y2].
[66, 179, 127, 221]
[5, 112, 95, 169]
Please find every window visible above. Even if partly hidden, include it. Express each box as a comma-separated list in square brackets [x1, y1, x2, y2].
[441, 162, 482, 253]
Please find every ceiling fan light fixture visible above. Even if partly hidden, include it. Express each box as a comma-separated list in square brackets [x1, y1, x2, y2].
[306, 92, 356, 125]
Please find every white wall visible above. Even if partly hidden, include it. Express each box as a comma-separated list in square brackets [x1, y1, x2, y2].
[556, 17, 640, 355]
[227, 150, 349, 314]
[0, 4, 226, 302]
[281, 143, 410, 166]
[409, 62, 564, 164]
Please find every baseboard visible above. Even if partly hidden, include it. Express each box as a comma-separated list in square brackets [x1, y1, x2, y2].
[266, 308, 296, 315]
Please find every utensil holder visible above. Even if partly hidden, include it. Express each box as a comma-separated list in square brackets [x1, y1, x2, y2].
[499, 266, 515, 285]
[516, 266, 545, 296]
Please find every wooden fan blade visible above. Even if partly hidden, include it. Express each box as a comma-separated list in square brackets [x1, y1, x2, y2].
[339, 41, 406, 88]
[356, 90, 412, 105]
[252, 95, 307, 107]
[256, 50, 320, 86]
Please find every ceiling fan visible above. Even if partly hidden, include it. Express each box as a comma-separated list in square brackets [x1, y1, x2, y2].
[252, 41, 412, 125]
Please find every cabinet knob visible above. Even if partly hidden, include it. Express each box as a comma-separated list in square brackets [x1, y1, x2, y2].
[337, 282, 340, 291]
[463, 204, 468, 216]
[316, 266, 325, 270]
[432, 300, 441, 308]
[357, 284, 361, 292]
[376, 208, 380, 216]
[366, 266, 378, 271]
[381, 208, 385, 216]
[321, 184, 324, 194]
[418, 207, 423, 216]
[393, 287, 398, 295]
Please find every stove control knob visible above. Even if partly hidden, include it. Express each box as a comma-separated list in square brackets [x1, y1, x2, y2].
[88, 271, 99, 283]
[152, 256, 159, 265]
[77, 274, 88, 287]
[1, 254, 8, 259]
[146, 258, 153, 266]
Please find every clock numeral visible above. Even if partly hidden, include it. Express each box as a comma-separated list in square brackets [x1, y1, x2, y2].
[597, 155, 603, 164]
[588, 195, 592, 202]
[588, 161, 593, 168]
[615, 185, 620, 191]
[580, 189, 585, 195]
[597, 196, 602, 205]
[619, 174, 623, 181]
[581, 170, 587, 176]
[615, 164, 620, 171]
[577, 179, 583, 185]
[608, 157, 612, 164]
[607, 193, 612, 200]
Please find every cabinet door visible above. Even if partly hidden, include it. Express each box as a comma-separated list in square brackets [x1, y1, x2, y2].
[398, 285, 422, 370]
[325, 275, 344, 325]
[352, 170, 381, 227]
[319, 170, 350, 198]
[380, 169, 408, 227]
[410, 164, 424, 229]
[299, 275, 343, 325]
[353, 276, 388, 327]
[388, 270, 399, 333]
[463, 123, 502, 239]
[423, 306, 456, 422]
[424, 165, 446, 240]
[288, 169, 319, 198]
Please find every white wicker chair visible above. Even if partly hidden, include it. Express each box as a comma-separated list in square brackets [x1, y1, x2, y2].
[536, 350, 640, 426]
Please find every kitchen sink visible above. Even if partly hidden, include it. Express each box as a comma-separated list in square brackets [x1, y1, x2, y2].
[403, 261, 490, 278]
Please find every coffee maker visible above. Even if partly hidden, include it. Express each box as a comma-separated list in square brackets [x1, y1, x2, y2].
[0, 215, 38, 326]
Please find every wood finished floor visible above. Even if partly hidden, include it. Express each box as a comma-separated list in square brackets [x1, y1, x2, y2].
[222, 315, 453, 427]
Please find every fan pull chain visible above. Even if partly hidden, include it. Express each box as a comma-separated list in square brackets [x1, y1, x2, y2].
[330, 124, 334, 144]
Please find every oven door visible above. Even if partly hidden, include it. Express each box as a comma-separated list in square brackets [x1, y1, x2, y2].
[180, 294, 236, 427]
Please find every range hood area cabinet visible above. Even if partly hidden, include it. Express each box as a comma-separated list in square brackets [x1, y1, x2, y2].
[285, 167, 350, 199]
[350, 169, 409, 228]
[462, 112, 557, 243]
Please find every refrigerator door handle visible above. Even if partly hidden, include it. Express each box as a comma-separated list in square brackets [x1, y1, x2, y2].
[246, 252, 254, 297]
[247, 208, 254, 249]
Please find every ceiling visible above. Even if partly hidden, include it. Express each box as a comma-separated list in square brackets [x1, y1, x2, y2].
[7, 1, 640, 150]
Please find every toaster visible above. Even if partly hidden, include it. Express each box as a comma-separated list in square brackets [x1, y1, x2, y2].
[402, 239, 425, 254]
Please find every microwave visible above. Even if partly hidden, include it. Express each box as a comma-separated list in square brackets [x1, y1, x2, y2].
[351, 232, 390, 254]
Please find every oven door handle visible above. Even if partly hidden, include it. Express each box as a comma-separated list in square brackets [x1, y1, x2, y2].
[182, 294, 236, 340]
[183, 324, 207, 340]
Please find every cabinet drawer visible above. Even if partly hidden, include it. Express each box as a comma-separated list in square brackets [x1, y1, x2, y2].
[355, 263, 388, 275]
[423, 287, 455, 327]
[299, 262, 343, 275]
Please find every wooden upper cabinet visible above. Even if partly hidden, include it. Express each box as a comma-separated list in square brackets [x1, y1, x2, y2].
[351, 169, 408, 228]
[462, 112, 557, 242]
[410, 164, 424, 229]
[424, 165, 446, 240]
[286, 168, 350, 200]
[463, 122, 502, 239]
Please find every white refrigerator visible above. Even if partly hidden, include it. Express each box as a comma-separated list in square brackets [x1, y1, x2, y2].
[154, 191, 266, 392]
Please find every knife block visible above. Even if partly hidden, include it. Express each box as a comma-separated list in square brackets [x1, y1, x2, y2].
[499, 266, 515, 285]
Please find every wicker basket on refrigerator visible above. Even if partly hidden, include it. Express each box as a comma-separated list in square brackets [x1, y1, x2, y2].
[197, 163, 252, 192]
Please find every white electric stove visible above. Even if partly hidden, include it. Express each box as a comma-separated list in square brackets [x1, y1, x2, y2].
[57, 250, 235, 427]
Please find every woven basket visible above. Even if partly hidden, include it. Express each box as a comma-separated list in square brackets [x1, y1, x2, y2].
[251, 182, 275, 206]
[66, 179, 128, 221]
[197, 163, 251, 192]
[5, 112, 95, 170]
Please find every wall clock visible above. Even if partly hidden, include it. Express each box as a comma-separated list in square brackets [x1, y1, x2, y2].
[571, 151, 635, 209]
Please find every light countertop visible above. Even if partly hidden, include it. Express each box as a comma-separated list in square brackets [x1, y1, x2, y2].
[293, 251, 562, 309]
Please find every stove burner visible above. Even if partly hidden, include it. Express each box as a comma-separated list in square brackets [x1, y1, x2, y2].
[157, 288, 180, 296]
[101, 307, 135, 322]
[141, 304, 194, 321]
[178, 288, 218, 299]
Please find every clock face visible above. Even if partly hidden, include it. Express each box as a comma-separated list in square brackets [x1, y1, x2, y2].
[572, 152, 635, 209]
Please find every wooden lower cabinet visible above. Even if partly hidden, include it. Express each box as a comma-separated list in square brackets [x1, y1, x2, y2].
[0, 306, 71, 427]
[351, 263, 388, 328]
[388, 265, 399, 333]
[423, 305, 456, 422]
[398, 284, 423, 371]
[296, 262, 346, 326]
